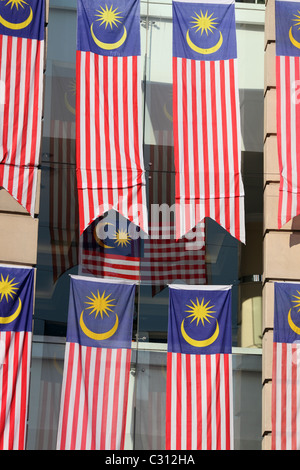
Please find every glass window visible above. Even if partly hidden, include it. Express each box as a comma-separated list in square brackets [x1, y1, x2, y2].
[28, 0, 264, 450]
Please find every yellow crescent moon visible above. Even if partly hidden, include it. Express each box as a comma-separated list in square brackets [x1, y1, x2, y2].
[0, 7, 33, 30]
[64, 92, 75, 116]
[93, 222, 114, 249]
[90, 23, 127, 51]
[289, 26, 300, 50]
[0, 298, 22, 324]
[186, 29, 223, 55]
[80, 311, 119, 341]
[181, 317, 219, 348]
[288, 308, 300, 335]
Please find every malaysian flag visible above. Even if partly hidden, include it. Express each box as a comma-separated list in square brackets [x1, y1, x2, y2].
[56, 275, 135, 450]
[49, 63, 79, 282]
[0, 0, 44, 215]
[76, 0, 148, 235]
[166, 284, 233, 450]
[0, 264, 34, 450]
[79, 211, 142, 282]
[275, 0, 300, 228]
[172, 0, 245, 243]
[272, 282, 300, 449]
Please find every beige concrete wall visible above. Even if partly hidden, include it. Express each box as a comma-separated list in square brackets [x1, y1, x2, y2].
[263, 0, 276, 448]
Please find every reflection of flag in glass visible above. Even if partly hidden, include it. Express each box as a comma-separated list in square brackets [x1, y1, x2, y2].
[172, 0, 244, 243]
[0, 265, 34, 450]
[142, 224, 206, 296]
[272, 282, 300, 449]
[166, 285, 233, 450]
[275, 1, 300, 228]
[79, 212, 141, 282]
[56, 276, 135, 450]
[0, 0, 44, 215]
[50, 63, 79, 282]
[76, 0, 148, 235]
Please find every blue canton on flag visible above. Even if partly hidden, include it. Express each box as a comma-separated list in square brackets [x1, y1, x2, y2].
[274, 282, 300, 344]
[173, 0, 237, 61]
[66, 275, 136, 349]
[275, 0, 300, 57]
[168, 285, 232, 355]
[0, 264, 34, 333]
[77, 0, 140, 56]
[0, 0, 44, 40]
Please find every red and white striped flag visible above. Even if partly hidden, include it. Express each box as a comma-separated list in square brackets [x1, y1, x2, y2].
[272, 282, 300, 449]
[56, 276, 135, 450]
[0, 1, 44, 216]
[76, 0, 148, 235]
[275, 0, 300, 228]
[173, 0, 245, 243]
[166, 285, 233, 450]
[0, 265, 34, 450]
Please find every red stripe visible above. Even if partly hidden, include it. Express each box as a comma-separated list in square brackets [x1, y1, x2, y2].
[291, 344, 298, 450]
[113, 58, 122, 189]
[205, 354, 212, 449]
[165, 352, 173, 450]
[271, 343, 277, 450]
[215, 354, 221, 450]
[281, 342, 287, 450]
[285, 57, 292, 222]
[103, 56, 112, 192]
[176, 353, 182, 450]
[185, 354, 192, 449]
[224, 353, 231, 450]
[196, 355, 202, 449]
[229, 59, 240, 239]
[219, 61, 230, 227]
[191, 59, 200, 201]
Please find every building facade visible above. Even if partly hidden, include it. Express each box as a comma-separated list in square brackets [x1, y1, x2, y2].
[0, 0, 281, 450]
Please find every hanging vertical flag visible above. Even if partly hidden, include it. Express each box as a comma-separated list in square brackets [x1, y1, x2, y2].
[275, 0, 300, 228]
[0, 0, 44, 215]
[76, 0, 148, 236]
[172, 0, 245, 243]
[272, 282, 300, 449]
[0, 264, 34, 450]
[49, 63, 79, 282]
[166, 284, 233, 450]
[79, 211, 142, 282]
[56, 275, 135, 450]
